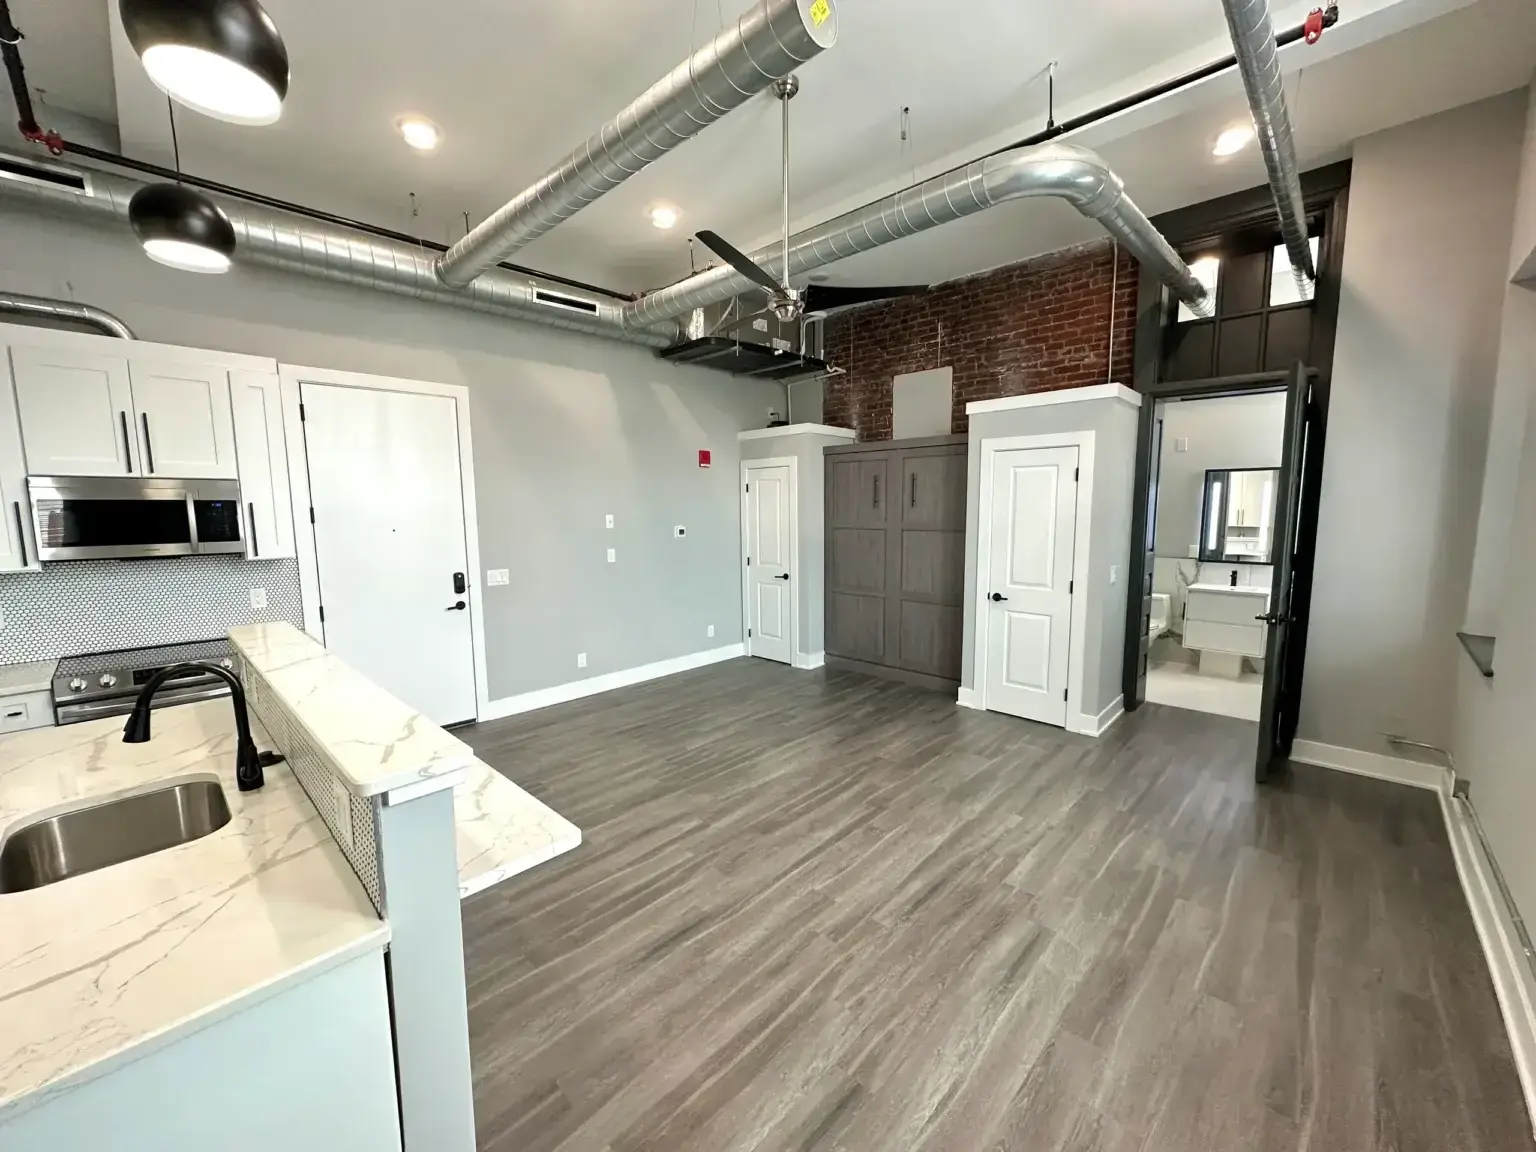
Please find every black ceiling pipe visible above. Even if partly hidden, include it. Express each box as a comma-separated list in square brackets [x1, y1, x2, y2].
[0, 0, 40, 137]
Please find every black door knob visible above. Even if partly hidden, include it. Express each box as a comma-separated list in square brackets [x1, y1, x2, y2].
[774, 573, 790, 581]
[990, 592, 1008, 602]
[446, 600, 466, 611]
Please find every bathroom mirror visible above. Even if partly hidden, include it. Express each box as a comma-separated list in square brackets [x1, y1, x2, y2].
[1199, 467, 1278, 563]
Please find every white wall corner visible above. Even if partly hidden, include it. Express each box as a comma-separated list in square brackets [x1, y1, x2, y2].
[1439, 789, 1536, 1141]
[956, 687, 984, 710]
[794, 651, 826, 670]
[479, 644, 745, 722]
[1289, 740, 1452, 792]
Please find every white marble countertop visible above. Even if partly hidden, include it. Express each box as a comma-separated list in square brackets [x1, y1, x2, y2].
[1188, 582, 1271, 596]
[0, 659, 56, 696]
[0, 700, 388, 1120]
[455, 758, 581, 900]
[229, 622, 475, 798]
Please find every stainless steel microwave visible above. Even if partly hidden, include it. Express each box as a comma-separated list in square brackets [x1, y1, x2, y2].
[28, 476, 245, 562]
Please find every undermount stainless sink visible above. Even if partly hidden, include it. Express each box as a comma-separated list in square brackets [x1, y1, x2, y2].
[0, 780, 232, 894]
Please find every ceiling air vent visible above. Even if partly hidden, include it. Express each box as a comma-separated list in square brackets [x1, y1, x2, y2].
[533, 290, 600, 315]
[0, 155, 90, 196]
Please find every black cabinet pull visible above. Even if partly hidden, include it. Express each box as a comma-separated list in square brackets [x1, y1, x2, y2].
[248, 502, 259, 556]
[910, 473, 917, 508]
[873, 474, 880, 508]
[12, 501, 27, 567]
[120, 411, 133, 472]
[989, 592, 1008, 602]
[141, 413, 156, 473]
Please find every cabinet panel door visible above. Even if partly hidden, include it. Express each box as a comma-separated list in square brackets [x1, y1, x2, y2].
[899, 529, 964, 599]
[10, 346, 135, 476]
[130, 361, 237, 479]
[827, 456, 890, 528]
[827, 593, 886, 662]
[899, 451, 968, 528]
[231, 371, 295, 560]
[0, 355, 39, 570]
[828, 528, 886, 594]
[898, 601, 964, 679]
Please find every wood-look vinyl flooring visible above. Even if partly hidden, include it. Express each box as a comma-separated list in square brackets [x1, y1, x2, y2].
[460, 659, 1531, 1152]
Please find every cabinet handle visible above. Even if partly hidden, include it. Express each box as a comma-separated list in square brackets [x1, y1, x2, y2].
[248, 502, 259, 557]
[141, 413, 156, 473]
[910, 473, 917, 508]
[13, 502, 27, 567]
[873, 474, 880, 508]
[120, 411, 133, 473]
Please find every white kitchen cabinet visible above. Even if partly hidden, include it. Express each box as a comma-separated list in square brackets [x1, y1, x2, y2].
[0, 354, 40, 571]
[9, 346, 136, 477]
[231, 370, 296, 559]
[129, 360, 238, 479]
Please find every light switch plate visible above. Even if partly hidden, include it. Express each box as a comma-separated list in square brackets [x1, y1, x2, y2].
[577, 652, 588, 669]
[486, 569, 510, 587]
[1110, 565, 1120, 585]
[1176, 437, 1189, 452]
[249, 587, 268, 610]
[607, 547, 617, 563]
[708, 625, 715, 638]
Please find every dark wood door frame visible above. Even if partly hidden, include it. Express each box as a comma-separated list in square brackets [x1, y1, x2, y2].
[1123, 164, 1350, 727]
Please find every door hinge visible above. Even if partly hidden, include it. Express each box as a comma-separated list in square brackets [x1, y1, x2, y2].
[747, 556, 751, 566]
[319, 605, 326, 623]
[1064, 688, 1069, 701]
[745, 483, 750, 492]
[1069, 580, 1074, 594]
[299, 402, 306, 422]
[1074, 467, 1079, 481]
[308, 507, 316, 525]
[748, 628, 753, 638]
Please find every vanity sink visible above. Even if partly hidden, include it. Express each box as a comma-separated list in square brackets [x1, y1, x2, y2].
[0, 780, 231, 894]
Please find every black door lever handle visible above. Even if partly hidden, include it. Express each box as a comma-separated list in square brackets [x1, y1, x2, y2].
[774, 573, 790, 581]
[1255, 612, 1288, 624]
[989, 592, 1008, 602]
[446, 600, 467, 611]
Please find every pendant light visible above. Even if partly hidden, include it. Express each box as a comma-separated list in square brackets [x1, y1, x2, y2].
[119, 0, 290, 126]
[129, 100, 236, 274]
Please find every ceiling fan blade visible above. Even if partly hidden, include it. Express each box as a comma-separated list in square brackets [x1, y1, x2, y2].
[696, 230, 783, 295]
[803, 284, 930, 315]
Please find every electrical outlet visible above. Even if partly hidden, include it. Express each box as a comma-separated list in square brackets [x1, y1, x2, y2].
[1109, 565, 1120, 585]
[674, 525, 687, 538]
[486, 569, 510, 587]
[605, 514, 615, 529]
[249, 587, 268, 610]
[607, 547, 616, 563]
[708, 624, 715, 638]
[0, 603, 6, 630]
[331, 777, 354, 850]
[577, 652, 588, 669]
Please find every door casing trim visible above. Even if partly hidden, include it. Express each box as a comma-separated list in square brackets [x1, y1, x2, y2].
[279, 363, 489, 722]
[973, 431, 1096, 734]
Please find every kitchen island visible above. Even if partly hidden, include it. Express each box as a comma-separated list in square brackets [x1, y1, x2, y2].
[0, 623, 580, 1151]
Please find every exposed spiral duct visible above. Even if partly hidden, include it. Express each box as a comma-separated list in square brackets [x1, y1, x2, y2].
[0, 290, 135, 338]
[435, 0, 839, 288]
[623, 142, 1213, 329]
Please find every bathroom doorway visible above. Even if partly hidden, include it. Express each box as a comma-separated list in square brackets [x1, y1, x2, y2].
[1141, 390, 1286, 722]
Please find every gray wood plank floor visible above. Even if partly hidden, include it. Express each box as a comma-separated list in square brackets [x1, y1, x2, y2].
[460, 659, 1531, 1152]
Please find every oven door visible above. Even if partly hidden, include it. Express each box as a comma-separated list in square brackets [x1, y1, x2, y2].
[29, 476, 198, 561]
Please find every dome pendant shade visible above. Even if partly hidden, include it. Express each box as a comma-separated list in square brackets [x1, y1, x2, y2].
[119, 0, 290, 125]
[129, 184, 237, 274]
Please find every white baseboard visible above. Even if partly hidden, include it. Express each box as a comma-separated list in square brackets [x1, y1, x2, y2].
[956, 687, 983, 711]
[1066, 695, 1125, 738]
[1290, 740, 1451, 791]
[479, 643, 745, 722]
[794, 650, 826, 670]
[1439, 788, 1536, 1138]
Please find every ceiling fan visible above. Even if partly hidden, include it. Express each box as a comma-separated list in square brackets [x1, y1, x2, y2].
[694, 75, 928, 333]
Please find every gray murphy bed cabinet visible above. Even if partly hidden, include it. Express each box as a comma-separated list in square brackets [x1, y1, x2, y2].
[824, 434, 968, 690]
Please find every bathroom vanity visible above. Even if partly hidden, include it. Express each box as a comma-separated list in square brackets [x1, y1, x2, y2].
[1183, 582, 1271, 677]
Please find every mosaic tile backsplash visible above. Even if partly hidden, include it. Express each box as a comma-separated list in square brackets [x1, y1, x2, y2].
[0, 556, 304, 663]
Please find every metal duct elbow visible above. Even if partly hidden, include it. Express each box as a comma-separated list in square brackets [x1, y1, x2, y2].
[622, 142, 1211, 329]
[0, 291, 135, 338]
[435, 0, 838, 289]
[1220, 0, 1315, 294]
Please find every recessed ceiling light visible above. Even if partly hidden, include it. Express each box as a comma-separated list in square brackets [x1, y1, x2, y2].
[120, 0, 290, 126]
[649, 205, 680, 230]
[1213, 123, 1255, 157]
[396, 116, 441, 152]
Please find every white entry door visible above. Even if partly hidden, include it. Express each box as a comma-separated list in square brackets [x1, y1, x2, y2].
[744, 462, 795, 665]
[982, 445, 1079, 726]
[301, 382, 478, 725]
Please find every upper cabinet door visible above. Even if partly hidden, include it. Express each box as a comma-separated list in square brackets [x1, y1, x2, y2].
[10, 346, 136, 477]
[900, 450, 968, 529]
[230, 370, 295, 560]
[0, 355, 39, 571]
[129, 361, 237, 479]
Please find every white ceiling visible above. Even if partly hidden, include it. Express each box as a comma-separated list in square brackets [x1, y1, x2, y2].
[7, 0, 1536, 295]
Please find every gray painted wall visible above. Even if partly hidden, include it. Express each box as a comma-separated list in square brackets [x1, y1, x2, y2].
[0, 206, 783, 701]
[1153, 392, 1286, 562]
[961, 394, 1139, 718]
[1301, 91, 1526, 756]
[741, 427, 852, 659]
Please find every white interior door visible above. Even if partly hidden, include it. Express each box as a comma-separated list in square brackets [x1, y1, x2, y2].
[745, 463, 794, 665]
[301, 382, 477, 725]
[982, 446, 1079, 726]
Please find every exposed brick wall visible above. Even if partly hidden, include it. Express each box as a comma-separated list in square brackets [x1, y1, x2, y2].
[822, 240, 1138, 441]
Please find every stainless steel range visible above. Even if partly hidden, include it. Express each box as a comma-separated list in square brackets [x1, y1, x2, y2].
[53, 639, 237, 726]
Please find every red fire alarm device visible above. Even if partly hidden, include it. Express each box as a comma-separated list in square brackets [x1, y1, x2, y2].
[698, 449, 712, 469]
